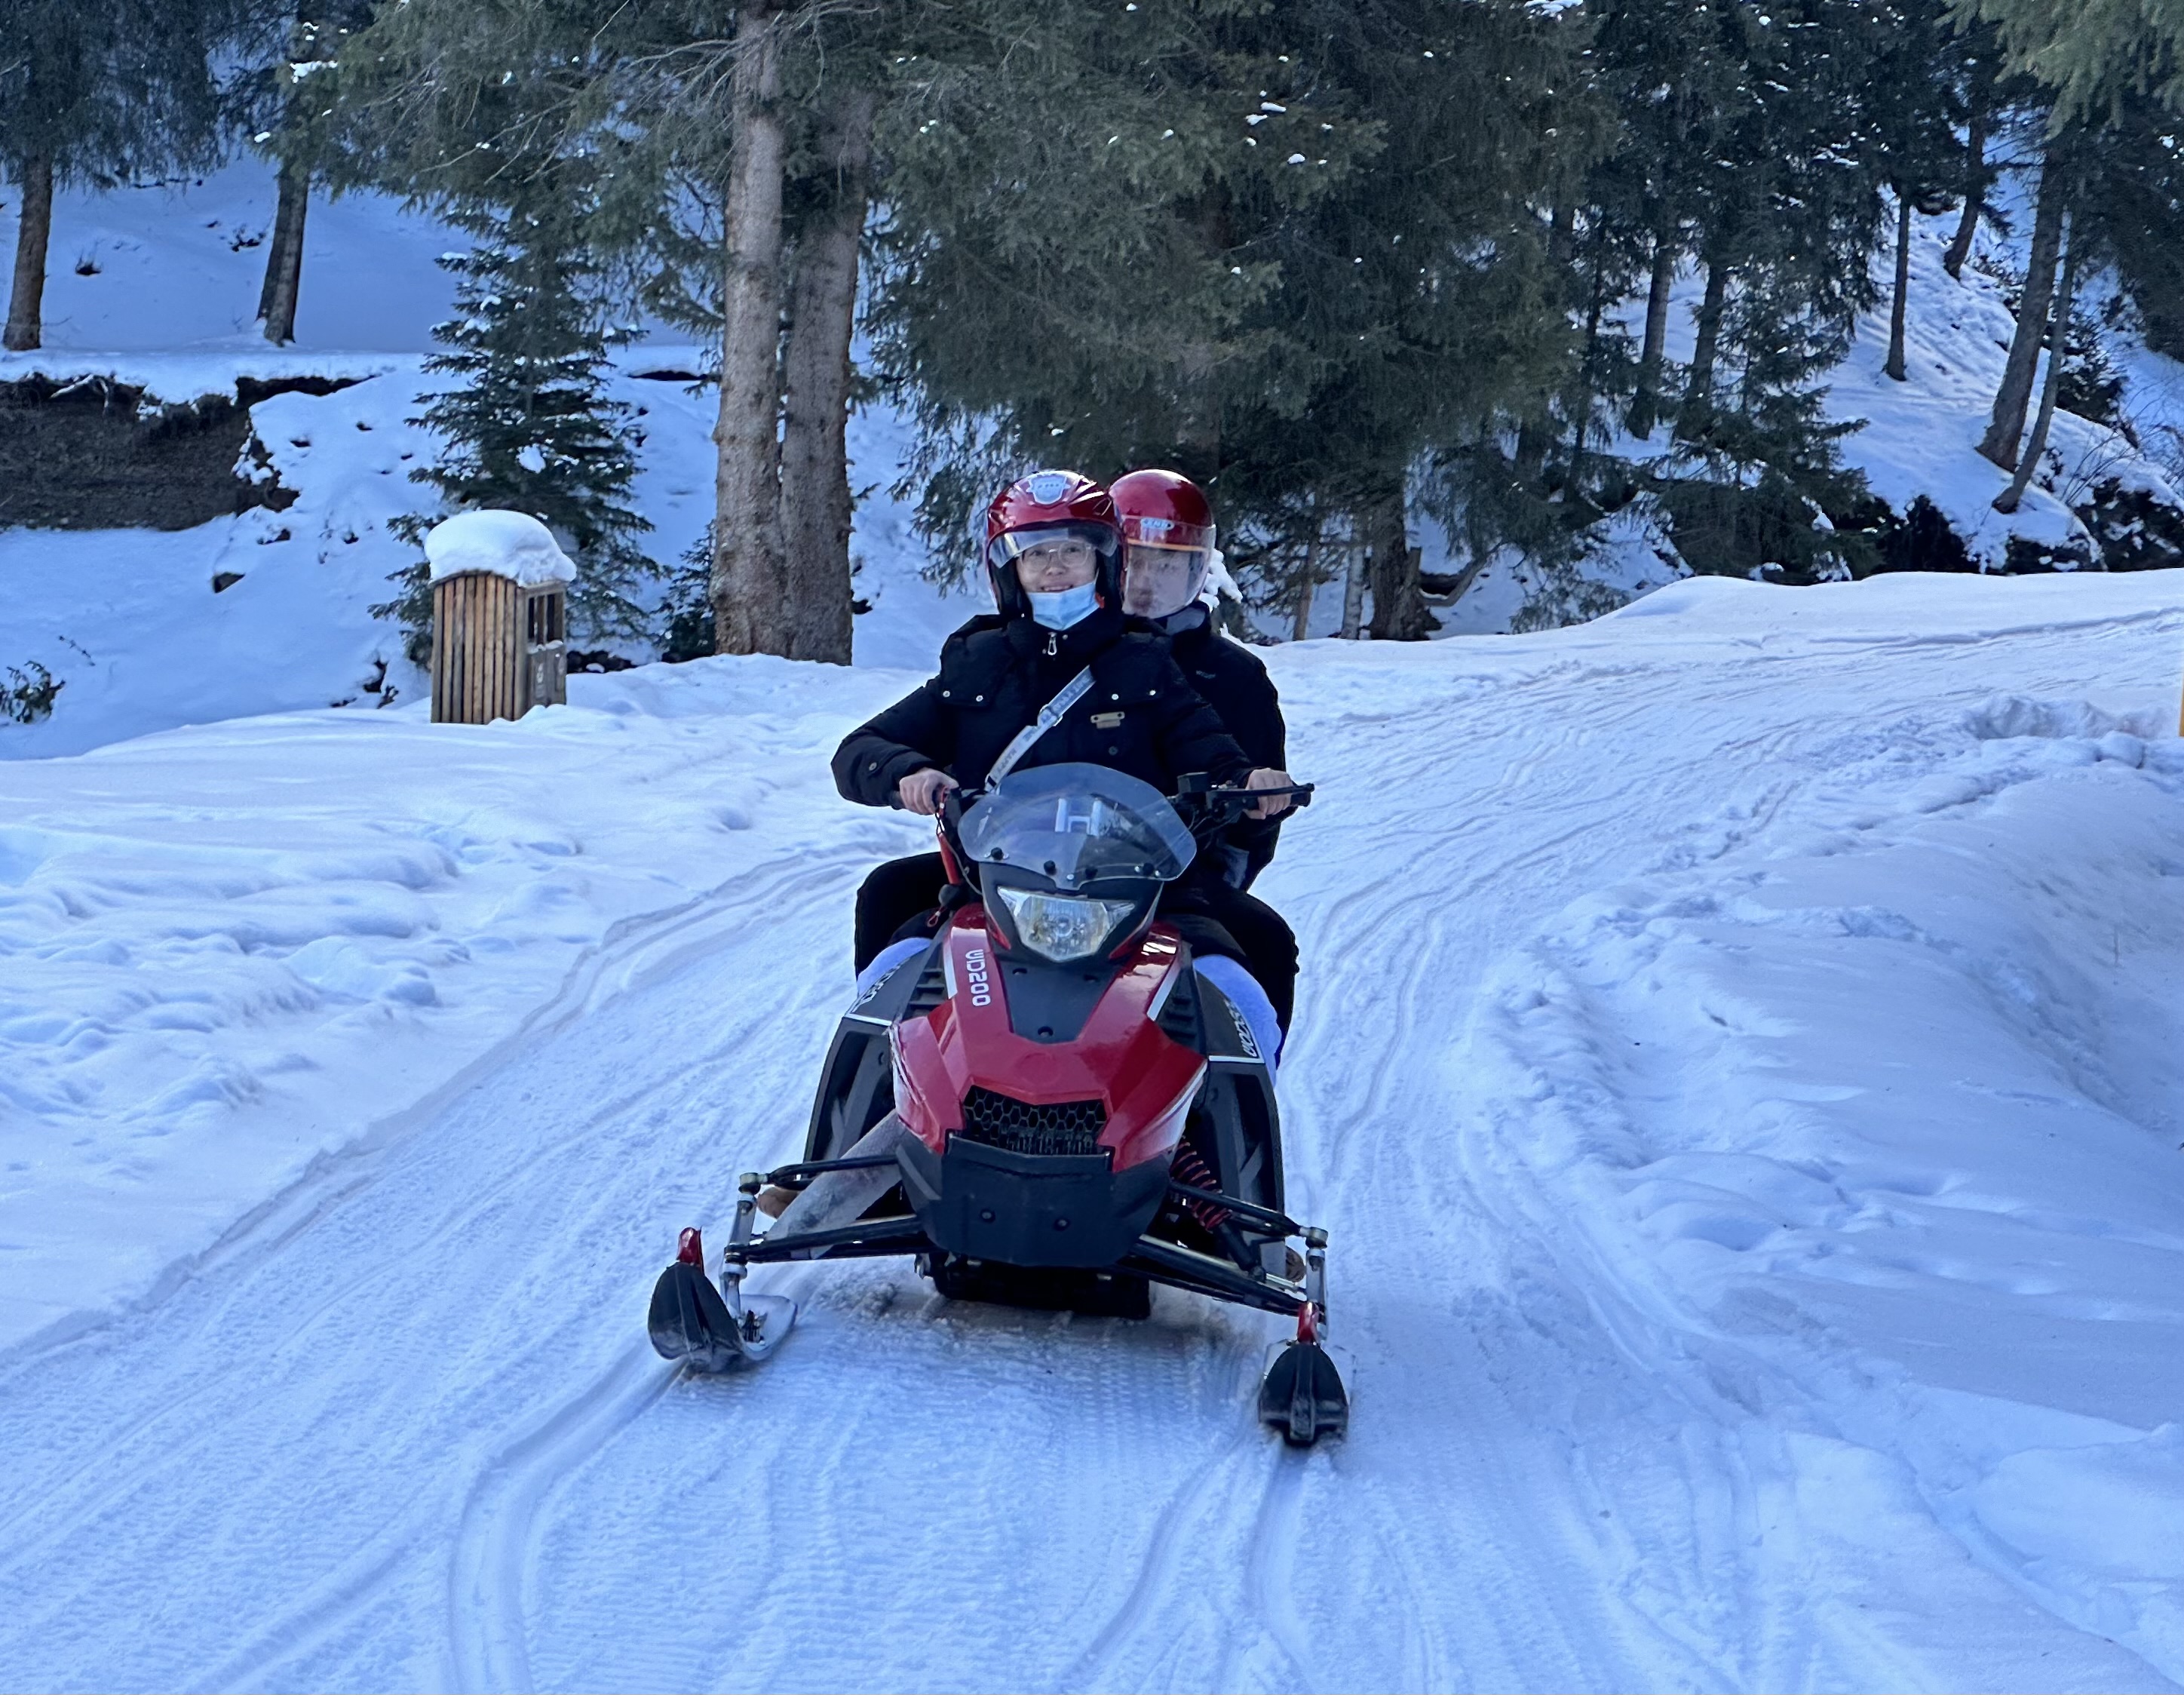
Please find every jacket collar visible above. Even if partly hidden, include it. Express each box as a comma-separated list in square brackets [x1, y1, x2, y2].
[1005, 602, 1126, 661]
[1158, 603, 1212, 659]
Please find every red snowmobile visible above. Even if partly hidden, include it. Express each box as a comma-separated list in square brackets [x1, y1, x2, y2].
[647, 762, 1348, 1445]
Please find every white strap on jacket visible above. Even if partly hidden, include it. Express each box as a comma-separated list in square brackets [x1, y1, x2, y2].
[985, 665, 1095, 787]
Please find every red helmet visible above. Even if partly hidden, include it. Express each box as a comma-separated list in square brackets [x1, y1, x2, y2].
[1112, 468, 1216, 619]
[983, 470, 1124, 618]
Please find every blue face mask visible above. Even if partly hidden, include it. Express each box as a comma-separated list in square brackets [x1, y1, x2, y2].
[1027, 580, 1100, 631]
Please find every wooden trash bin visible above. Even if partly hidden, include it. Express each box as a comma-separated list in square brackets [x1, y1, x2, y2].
[424, 511, 573, 725]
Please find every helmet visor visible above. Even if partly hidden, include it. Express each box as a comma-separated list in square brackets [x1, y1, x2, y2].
[983, 520, 1118, 573]
[1122, 542, 1209, 618]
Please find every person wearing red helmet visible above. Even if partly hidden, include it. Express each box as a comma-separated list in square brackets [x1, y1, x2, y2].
[834, 469, 1296, 984]
[1114, 468, 1299, 1034]
[1113, 469, 1290, 885]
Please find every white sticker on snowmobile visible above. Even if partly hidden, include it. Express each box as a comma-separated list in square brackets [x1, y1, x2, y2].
[964, 946, 992, 1008]
[1228, 1000, 1259, 1059]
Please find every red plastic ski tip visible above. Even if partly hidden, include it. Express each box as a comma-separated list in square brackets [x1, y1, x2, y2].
[676, 1227, 704, 1267]
[1296, 1301, 1317, 1345]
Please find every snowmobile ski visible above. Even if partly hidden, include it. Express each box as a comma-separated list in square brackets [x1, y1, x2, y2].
[647, 1226, 795, 1370]
[1256, 1227, 1348, 1445]
[1259, 1337, 1350, 1445]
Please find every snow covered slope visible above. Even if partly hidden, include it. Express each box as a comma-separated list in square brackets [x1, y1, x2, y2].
[0, 354, 974, 760]
[0, 170, 975, 760]
[17, 167, 2184, 766]
[1, 568, 2178, 1689]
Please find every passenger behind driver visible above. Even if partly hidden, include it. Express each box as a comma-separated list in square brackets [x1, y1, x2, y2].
[1112, 469, 1300, 1039]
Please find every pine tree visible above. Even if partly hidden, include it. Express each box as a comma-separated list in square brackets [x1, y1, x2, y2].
[314, 0, 656, 659]
[868, 0, 1591, 639]
[1954, 0, 2184, 127]
[1563, 0, 1891, 582]
[2078, 88, 2184, 358]
[1863, 1, 1968, 382]
[378, 196, 651, 663]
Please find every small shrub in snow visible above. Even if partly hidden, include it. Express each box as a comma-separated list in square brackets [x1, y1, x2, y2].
[2077, 477, 2184, 570]
[657, 527, 716, 664]
[1872, 495, 1975, 574]
[2, 661, 62, 725]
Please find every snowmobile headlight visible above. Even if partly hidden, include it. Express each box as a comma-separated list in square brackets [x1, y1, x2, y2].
[995, 887, 1138, 963]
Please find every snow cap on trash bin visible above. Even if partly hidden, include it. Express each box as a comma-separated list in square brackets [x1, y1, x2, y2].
[424, 510, 577, 588]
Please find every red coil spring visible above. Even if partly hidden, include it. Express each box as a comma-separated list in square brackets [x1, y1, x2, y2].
[1169, 1143, 1230, 1230]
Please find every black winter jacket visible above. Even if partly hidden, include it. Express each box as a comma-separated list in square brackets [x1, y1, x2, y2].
[833, 606, 1256, 808]
[1163, 606, 1287, 886]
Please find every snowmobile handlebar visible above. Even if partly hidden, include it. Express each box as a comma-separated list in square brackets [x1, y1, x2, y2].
[1170, 772, 1315, 835]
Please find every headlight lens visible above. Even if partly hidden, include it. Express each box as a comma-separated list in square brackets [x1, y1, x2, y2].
[996, 887, 1139, 963]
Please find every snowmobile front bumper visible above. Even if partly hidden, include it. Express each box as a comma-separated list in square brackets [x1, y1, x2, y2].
[895, 1132, 1171, 1270]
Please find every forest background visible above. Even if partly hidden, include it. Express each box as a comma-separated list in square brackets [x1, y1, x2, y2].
[5, 0, 2184, 665]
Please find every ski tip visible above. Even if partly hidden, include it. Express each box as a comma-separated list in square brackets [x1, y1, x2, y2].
[647, 1260, 796, 1373]
[1259, 1338, 1349, 1446]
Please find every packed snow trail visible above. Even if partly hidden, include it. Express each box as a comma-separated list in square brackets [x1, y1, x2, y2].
[0, 575, 2179, 1690]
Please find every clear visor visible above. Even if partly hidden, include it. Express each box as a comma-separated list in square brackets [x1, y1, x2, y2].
[962, 762, 1197, 889]
[983, 521, 1116, 572]
[1123, 542, 1210, 613]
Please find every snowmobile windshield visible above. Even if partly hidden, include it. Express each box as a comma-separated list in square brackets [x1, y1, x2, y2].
[961, 763, 1197, 890]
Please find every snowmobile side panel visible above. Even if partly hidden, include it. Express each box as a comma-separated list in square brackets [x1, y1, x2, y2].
[802, 945, 938, 1162]
[1189, 972, 1284, 1215]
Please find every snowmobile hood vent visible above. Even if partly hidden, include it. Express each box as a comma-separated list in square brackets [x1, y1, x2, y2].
[957, 1087, 1107, 1158]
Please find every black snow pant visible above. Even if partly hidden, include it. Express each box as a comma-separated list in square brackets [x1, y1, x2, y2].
[854, 853, 1299, 1035]
[854, 852, 951, 973]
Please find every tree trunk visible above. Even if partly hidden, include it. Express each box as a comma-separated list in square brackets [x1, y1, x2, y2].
[1885, 191, 1913, 382]
[1994, 214, 2081, 515]
[711, 1, 790, 657]
[779, 86, 876, 666]
[1978, 154, 2067, 470]
[1290, 514, 1321, 641]
[1547, 198, 1576, 270]
[1942, 101, 1986, 280]
[1569, 226, 1609, 477]
[1339, 540, 1367, 639]
[5, 152, 54, 353]
[1364, 480, 1433, 641]
[1629, 228, 1677, 433]
[259, 153, 309, 344]
[1676, 255, 1729, 438]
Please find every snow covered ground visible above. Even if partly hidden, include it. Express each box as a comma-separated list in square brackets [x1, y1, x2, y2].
[2, 567, 2179, 1689]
